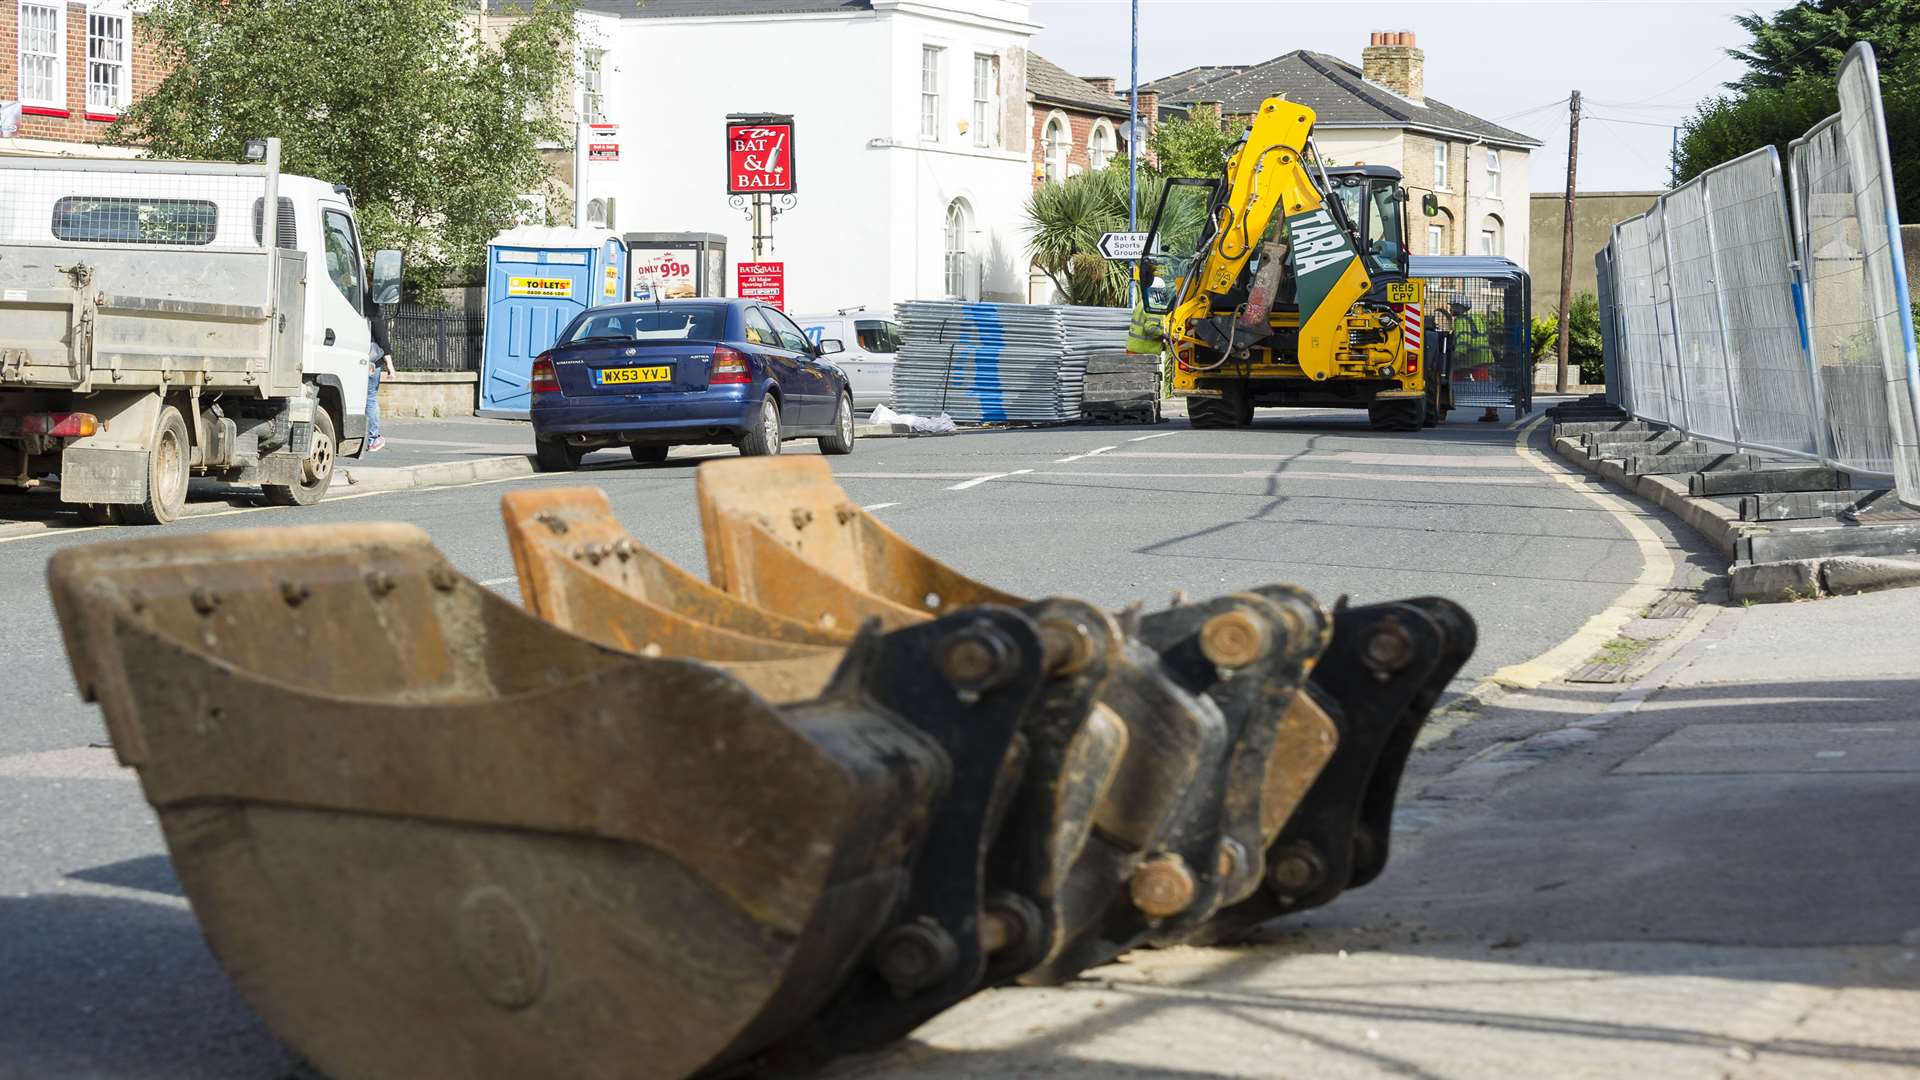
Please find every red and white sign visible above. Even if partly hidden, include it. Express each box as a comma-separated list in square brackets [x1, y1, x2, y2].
[737, 261, 786, 309]
[726, 118, 796, 194]
[587, 123, 620, 162]
[629, 248, 698, 301]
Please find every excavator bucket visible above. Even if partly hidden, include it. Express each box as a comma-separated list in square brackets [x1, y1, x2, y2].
[48, 524, 1066, 1079]
[693, 456, 1474, 959]
[501, 485, 1337, 994]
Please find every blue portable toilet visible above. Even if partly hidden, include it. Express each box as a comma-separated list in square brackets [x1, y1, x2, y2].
[480, 226, 626, 418]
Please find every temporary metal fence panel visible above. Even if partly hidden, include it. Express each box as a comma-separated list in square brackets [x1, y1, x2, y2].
[1836, 43, 1920, 506]
[1700, 147, 1826, 458]
[1612, 214, 1672, 425]
[1594, 249, 1624, 408]
[1409, 257, 1531, 412]
[892, 302, 1130, 423]
[1662, 179, 1738, 443]
[1644, 206, 1692, 432]
[1792, 115, 1896, 483]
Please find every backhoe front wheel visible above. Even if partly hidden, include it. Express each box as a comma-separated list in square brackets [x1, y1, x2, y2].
[1187, 389, 1253, 430]
[1367, 397, 1427, 433]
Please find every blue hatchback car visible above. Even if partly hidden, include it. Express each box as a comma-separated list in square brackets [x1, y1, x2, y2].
[528, 299, 856, 470]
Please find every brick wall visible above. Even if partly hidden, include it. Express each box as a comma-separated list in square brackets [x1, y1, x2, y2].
[1030, 106, 1122, 189]
[1, 2, 164, 145]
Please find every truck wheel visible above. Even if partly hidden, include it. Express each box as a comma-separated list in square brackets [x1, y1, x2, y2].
[817, 394, 855, 456]
[263, 408, 336, 507]
[535, 438, 585, 472]
[739, 396, 782, 457]
[124, 406, 191, 525]
[1367, 398, 1426, 433]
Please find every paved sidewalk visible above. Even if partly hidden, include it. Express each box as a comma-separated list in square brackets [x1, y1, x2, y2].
[829, 589, 1920, 1079]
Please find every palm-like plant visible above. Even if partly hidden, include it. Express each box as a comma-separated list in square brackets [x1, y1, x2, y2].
[1025, 167, 1163, 307]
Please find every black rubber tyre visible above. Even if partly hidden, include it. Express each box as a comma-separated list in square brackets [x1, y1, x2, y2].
[630, 444, 670, 465]
[124, 405, 190, 525]
[739, 395, 782, 457]
[1367, 397, 1427, 433]
[1188, 389, 1253, 429]
[1421, 383, 1443, 427]
[535, 438, 586, 472]
[818, 394, 855, 455]
[263, 407, 337, 507]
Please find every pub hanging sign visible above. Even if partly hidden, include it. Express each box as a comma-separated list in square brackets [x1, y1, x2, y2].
[726, 114, 797, 195]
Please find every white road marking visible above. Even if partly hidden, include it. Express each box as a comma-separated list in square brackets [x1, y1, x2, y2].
[1816, 750, 1847, 759]
[478, 576, 518, 587]
[1128, 431, 1182, 442]
[862, 502, 901, 511]
[1055, 445, 1119, 463]
[947, 469, 1033, 491]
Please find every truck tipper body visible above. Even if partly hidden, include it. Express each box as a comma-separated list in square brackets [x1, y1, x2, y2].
[0, 139, 389, 523]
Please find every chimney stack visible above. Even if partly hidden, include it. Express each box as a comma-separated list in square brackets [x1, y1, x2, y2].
[1362, 29, 1425, 104]
[1084, 75, 1117, 96]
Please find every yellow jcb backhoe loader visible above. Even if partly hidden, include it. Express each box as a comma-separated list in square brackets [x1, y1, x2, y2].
[1140, 98, 1454, 431]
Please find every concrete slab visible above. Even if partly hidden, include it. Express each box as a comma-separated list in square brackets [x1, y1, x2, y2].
[1624, 452, 1759, 476]
[1690, 466, 1843, 496]
[1740, 489, 1893, 521]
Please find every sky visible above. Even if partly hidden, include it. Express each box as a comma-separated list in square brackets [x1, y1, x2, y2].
[1027, 0, 1797, 193]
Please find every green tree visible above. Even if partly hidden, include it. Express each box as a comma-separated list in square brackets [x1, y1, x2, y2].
[112, 0, 580, 292]
[1143, 104, 1247, 181]
[1675, 1, 1920, 218]
[1025, 167, 1163, 307]
[1727, 0, 1918, 91]
[1533, 291, 1605, 383]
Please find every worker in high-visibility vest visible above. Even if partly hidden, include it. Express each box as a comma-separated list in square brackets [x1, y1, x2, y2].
[1454, 308, 1501, 422]
[1127, 298, 1165, 356]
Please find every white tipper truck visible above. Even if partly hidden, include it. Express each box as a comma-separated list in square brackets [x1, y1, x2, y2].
[0, 138, 400, 524]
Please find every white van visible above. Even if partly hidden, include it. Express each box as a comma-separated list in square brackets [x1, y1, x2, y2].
[794, 309, 902, 410]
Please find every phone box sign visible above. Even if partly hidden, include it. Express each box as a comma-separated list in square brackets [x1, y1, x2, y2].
[726, 118, 796, 194]
[737, 261, 785, 309]
[629, 249, 697, 301]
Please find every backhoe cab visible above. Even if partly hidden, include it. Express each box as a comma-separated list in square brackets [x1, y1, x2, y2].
[1139, 99, 1449, 432]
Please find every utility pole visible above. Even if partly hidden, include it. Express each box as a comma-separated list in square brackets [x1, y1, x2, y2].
[1128, 0, 1139, 232]
[1555, 90, 1581, 395]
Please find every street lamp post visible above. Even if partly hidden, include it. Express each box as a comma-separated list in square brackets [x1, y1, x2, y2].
[1128, 0, 1139, 232]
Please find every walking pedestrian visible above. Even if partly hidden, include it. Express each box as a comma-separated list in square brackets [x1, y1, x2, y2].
[367, 300, 394, 452]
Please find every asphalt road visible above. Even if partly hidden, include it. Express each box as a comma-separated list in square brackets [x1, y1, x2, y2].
[0, 404, 1666, 1078]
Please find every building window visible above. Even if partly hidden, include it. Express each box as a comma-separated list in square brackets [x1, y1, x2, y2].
[1043, 114, 1069, 184]
[18, 2, 65, 109]
[920, 46, 943, 140]
[582, 49, 606, 123]
[1485, 147, 1500, 178]
[944, 198, 972, 299]
[1432, 141, 1449, 191]
[972, 54, 999, 148]
[87, 10, 129, 115]
[1089, 121, 1114, 171]
[1427, 223, 1444, 256]
[1481, 213, 1503, 257]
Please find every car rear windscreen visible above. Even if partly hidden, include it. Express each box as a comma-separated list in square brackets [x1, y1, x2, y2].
[569, 306, 727, 342]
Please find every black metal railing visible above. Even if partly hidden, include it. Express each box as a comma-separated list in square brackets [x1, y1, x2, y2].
[385, 304, 484, 373]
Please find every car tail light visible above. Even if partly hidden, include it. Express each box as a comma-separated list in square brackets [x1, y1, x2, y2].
[21, 412, 99, 438]
[710, 345, 751, 385]
[530, 354, 560, 395]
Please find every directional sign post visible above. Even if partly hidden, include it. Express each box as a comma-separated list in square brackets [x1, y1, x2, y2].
[1097, 232, 1150, 261]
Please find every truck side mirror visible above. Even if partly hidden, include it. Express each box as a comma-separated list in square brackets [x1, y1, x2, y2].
[1421, 193, 1440, 218]
[372, 250, 404, 305]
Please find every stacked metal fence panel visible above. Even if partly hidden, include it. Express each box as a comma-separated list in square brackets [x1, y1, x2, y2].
[892, 302, 1130, 423]
[1596, 42, 1918, 509]
[1594, 249, 1623, 407]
